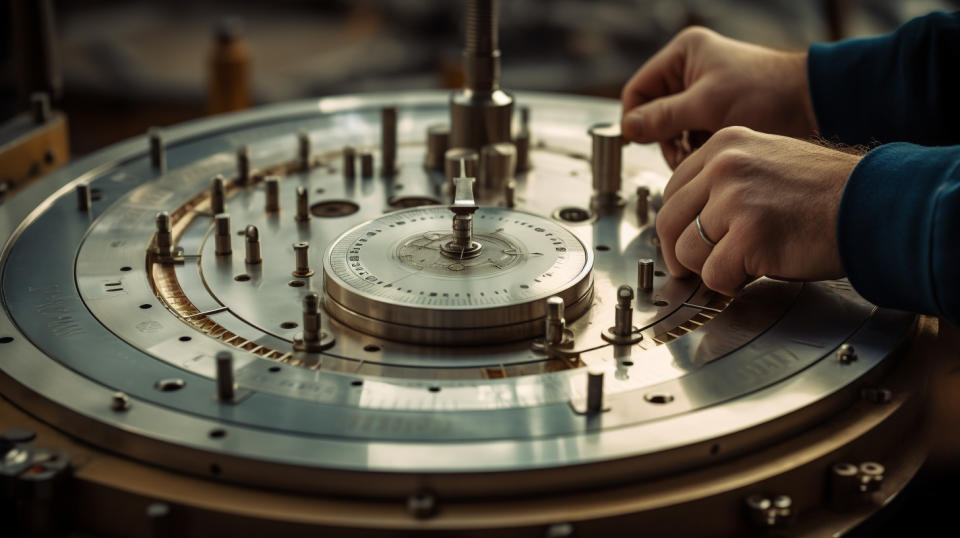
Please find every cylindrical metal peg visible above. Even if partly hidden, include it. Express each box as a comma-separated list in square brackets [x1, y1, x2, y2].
[295, 185, 310, 222]
[292, 241, 313, 277]
[614, 285, 634, 337]
[210, 175, 226, 214]
[360, 151, 374, 178]
[76, 183, 91, 211]
[589, 123, 623, 203]
[381, 106, 397, 176]
[215, 351, 236, 402]
[515, 106, 531, 172]
[298, 131, 311, 171]
[244, 225, 261, 264]
[505, 180, 516, 208]
[545, 296, 565, 345]
[149, 128, 166, 173]
[638, 259, 654, 293]
[154, 211, 173, 258]
[265, 176, 280, 213]
[424, 124, 450, 171]
[237, 145, 251, 185]
[343, 146, 356, 179]
[586, 370, 604, 414]
[636, 186, 650, 225]
[215, 214, 232, 256]
[302, 292, 321, 344]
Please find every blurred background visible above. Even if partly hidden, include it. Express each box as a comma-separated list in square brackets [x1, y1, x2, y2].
[1, 0, 956, 157]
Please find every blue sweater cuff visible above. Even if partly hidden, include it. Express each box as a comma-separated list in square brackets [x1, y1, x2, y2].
[838, 143, 960, 322]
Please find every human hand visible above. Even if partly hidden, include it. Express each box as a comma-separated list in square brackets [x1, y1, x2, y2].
[656, 126, 860, 295]
[621, 27, 818, 168]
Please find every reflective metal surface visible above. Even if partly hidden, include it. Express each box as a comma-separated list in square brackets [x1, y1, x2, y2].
[0, 89, 924, 536]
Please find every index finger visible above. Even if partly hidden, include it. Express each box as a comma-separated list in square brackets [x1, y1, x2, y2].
[620, 38, 686, 114]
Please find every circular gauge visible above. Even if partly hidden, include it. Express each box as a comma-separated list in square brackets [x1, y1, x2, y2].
[322, 206, 594, 344]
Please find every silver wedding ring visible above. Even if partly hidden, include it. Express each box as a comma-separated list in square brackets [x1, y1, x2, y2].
[695, 213, 717, 247]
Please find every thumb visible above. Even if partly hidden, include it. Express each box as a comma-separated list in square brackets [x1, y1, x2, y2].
[622, 90, 703, 144]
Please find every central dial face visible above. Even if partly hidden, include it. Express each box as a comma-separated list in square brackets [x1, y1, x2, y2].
[322, 206, 593, 344]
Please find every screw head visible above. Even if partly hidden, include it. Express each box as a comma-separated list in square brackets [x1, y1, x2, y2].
[837, 343, 857, 363]
[407, 491, 437, 519]
[111, 392, 131, 411]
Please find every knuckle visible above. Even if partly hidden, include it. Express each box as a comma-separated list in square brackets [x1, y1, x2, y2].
[676, 26, 713, 46]
[709, 148, 752, 176]
[712, 125, 751, 144]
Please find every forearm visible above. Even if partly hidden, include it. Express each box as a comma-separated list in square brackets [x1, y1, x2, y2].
[837, 143, 960, 324]
[808, 11, 960, 146]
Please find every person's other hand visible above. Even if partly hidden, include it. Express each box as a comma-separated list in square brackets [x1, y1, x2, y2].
[656, 126, 860, 295]
[621, 27, 817, 168]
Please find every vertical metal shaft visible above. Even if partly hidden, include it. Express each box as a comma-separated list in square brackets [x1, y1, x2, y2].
[360, 151, 374, 178]
[589, 123, 624, 205]
[545, 296, 565, 345]
[514, 106, 531, 173]
[237, 145, 251, 185]
[149, 128, 166, 174]
[381, 106, 397, 176]
[614, 285, 634, 337]
[244, 225, 261, 264]
[505, 180, 516, 208]
[154, 211, 173, 258]
[215, 214, 232, 256]
[298, 131, 311, 171]
[638, 259, 654, 293]
[586, 370, 604, 414]
[343, 146, 356, 179]
[76, 182, 91, 211]
[302, 292, 321, 344]
[636, 186, 650, 225]
[293, 241, 313, 277]
[464, 0, 498, 91]
[295, 186, 310, 222]
[425, 124, 450, 171]
[210, 175, 226, 214]
[265, 176, 280, 213]
[215, 351, 235, 402]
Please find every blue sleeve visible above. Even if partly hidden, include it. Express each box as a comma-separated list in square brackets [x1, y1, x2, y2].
[837, 143, 960, 325]
[808, 11, 960, 146]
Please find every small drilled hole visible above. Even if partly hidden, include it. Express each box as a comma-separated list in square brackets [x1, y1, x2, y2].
[268, 366, 281, 373]
[139, 303, 152, 309]
[209, 428, 227, 439]
[0, 337, 13, 344]
[154, 378, 185, 392]
[178, 336, 192, 342]
[351, 380, 363, 387]
[364, 345, 380, 352]
[280, 321, 298, 329]
[428, 386, 441, 393]
[622, 360, 634, 366]
[236, 230, 245, 236]
[596, 245, 610, 251]
[394, 183, 404, 190]
[288, 280, 305, 287]
[710, 444, 720, 456]
[653, 300, 668, 307]
[654, 270, 666, 277]
[90, 188, 103, 201]
[520, 284, 529, 289]
[234, 274, 251, 282]
[120, 266, 132, 272]
[315, 188, 326, 194]
[209, 463, 221, 475]
[644, 393, 674, 404]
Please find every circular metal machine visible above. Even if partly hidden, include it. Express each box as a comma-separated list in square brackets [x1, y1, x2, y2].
[0, 5, 937, 538]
